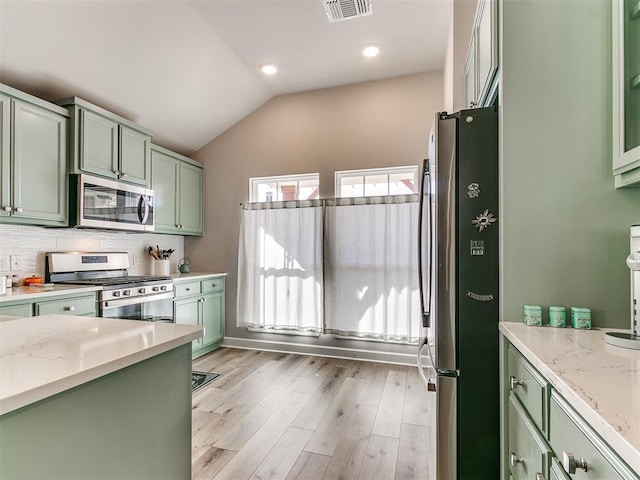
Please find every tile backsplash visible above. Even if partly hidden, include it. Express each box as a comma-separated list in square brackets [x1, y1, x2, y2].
[0, 225, 184, 281]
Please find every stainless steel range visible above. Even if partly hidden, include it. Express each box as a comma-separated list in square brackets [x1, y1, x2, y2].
[46, 252, 174, 323]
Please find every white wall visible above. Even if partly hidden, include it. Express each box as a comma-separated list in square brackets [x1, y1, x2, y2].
[0, 225, 184, 281]
[187, 72, 443, 352]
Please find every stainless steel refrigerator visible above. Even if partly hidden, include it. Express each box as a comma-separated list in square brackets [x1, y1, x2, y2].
[417, 107, 499, 479]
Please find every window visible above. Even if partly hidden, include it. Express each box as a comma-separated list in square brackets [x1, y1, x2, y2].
[335, 166, 418, 198]
[250, 173, 320, 203]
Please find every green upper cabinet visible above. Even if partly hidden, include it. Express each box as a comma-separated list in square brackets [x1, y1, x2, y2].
[613, 0, 640, 187]
[464, 0, 498, 109]
[150, 144, 203, 236]
[0, 84, 68, 226]
[58, 97, 152, 187]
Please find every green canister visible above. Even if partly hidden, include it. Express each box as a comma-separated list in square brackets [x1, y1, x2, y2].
[570, 307, 591, 329]
[523, 305, 542, 326]
[548, 306, 566, 327]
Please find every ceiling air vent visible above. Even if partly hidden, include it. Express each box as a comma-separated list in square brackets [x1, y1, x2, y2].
[323, 0, 373, 23]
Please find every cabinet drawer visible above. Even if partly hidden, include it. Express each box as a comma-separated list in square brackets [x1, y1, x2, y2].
[548, 391, 638, 480]
[201, 277, 224, 295]
[508, 394, 550, 480]
[508, 344, 547, 433]
[174, 281, 201, 298]
[35, 295, 96, 316]
[0, 303, 32, 317]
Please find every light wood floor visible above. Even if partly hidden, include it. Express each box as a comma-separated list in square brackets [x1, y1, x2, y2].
[191, 347, 436, 480]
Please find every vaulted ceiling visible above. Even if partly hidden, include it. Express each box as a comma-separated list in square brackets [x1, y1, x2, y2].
[0, 0, 451, 155]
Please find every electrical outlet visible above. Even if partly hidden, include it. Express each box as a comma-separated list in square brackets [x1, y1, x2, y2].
[10, 255, 21, 271]
[0, 255, 8, 271]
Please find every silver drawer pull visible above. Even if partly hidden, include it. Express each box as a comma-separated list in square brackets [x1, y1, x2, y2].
[64, 306, 76, 312]
[562, 451, 588, 474]
[510, 376, 526, 390]
[15, 207, 23, 213]
[3, 206, 11, 212]
[185, 288, 191, 292]
[509, 452, 525, 467]
[212, 283, 217, 288]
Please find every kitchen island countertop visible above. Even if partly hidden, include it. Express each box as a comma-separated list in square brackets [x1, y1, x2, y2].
[499, 322, 640, 474]
[0, 314, 203, 415]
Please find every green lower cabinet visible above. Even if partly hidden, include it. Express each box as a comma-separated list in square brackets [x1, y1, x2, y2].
[0, 292, 97, 319]
[174, 296, 202, 352]
[173, 276, 224, 358]
[0, 303, 32, 317]
[548, 391, 638, 480]
[508, 395, 550, 480]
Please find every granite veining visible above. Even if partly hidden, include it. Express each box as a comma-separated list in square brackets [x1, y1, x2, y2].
[0, 314, 203, 415]
[500, 322, 640, 474]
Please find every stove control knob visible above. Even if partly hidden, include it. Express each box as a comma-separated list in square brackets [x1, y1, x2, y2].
[138, 288, 146, 294]
[113, 291, 121, 297]
[123, 290, 131, 296]
[152, 286, 160, 292]
[160, 285, 167, 291]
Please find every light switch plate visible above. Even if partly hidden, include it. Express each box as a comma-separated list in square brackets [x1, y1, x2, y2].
[10, 255, 21, 271]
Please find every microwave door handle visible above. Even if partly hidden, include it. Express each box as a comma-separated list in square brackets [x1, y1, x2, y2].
[139, 194, 150, 224]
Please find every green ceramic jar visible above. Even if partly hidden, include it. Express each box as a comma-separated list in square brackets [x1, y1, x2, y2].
[523, 304, 542, 326]
[548, 306, 566, 327]
[570, 307, 591, 329]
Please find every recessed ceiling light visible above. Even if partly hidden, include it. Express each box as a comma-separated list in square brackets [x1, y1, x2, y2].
[361, 44, 380, 58]
[260, 63, 278, 75]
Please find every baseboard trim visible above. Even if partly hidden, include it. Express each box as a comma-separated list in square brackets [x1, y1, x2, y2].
[221, 336, 431, 366]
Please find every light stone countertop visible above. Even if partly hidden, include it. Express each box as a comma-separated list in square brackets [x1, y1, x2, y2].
[0, 284, 102, 303]
[0, 314, 203, 416]
[499, 322, 640, 474]
[170, 272, 227, 282]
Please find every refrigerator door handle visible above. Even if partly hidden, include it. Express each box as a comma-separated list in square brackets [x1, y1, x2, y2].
[417, 336, 437, 391]
[418, 158, 433, 328]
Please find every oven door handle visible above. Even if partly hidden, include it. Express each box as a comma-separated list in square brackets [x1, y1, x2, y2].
[102, 291, 174, 309]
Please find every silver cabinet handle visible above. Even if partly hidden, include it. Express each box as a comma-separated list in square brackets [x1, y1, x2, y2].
[470, 101, 478, 107]
[113, 170, 120, 175]
[510, 376, 525, 390]
[562, 451, 588, 474]
[185, 287, 191, 292]
[535, 474, 545, 480]
[121, 172, 128, 178]
[64, 306, 76, 312]
[3, 206, 11, 212]
[212, 283, 217, 288]
[15, 207, 23, 213]
[509, 452, 525, 468]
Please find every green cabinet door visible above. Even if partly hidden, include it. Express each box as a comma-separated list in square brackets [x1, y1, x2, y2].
[174, 296, 202, 351]
[201, 292, 223, 347]
[178, 162, 203, 235]
[119, 125, 150, 186]
[11, 100, 67, 225]
[150, 148, 179, 232]
[79, 109, 119, 180]
[150, 144, 203, 236]
[508, 395, 550, 480]
[0, 93, 10, 217]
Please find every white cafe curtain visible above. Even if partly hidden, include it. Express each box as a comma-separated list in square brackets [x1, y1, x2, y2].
[324, 195, 421, 343]
[236, 200, 324, 333]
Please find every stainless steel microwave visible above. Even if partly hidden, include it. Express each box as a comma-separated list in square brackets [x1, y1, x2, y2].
[72, 174, 155, 232]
